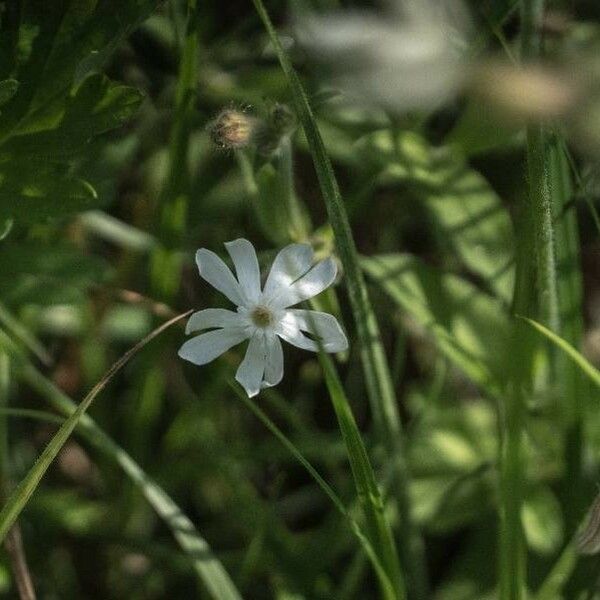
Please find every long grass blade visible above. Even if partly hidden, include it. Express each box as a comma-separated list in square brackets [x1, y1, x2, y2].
[249, 0, 425, 594]
[0, 310, 191, 542]
[317, 351, 405, 599]
[520, 316, 600, 388]
[10, 354, 243, 600]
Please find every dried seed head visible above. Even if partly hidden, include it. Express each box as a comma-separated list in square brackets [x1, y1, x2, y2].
[209, 109, 256, 150]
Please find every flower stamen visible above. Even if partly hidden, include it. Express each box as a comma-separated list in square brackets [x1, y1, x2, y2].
[251, 305, 274, 328]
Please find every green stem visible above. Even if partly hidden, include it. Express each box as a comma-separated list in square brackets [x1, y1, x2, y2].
[278, 138, 310, 240]
[498, 2, 551, 597]
[521, 0, 559, 331]
[150, 0, 199, 301]
[229, 379, 397, 600]
[0, 352, 9, 502]
[249, 1, 427, 595]
[548, 136, 586, 527]
[526, 124, 560, 332]
[318, 351, 405, 599]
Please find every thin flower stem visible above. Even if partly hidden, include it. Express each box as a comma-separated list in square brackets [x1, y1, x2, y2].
[249, 1, 427, 596]
[278, 138, 310, 241]
[228, 379, 398, 600]
[547, 135, 586, 528]
[150, 0, 199, 301]
[5, 525, 36, 600]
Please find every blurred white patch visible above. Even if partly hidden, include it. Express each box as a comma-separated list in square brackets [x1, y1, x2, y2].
[295, 0, 471, 114]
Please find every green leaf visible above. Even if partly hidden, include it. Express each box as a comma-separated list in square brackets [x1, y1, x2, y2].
[0, 242, 108, 307]
[445, 98, 523, 157]
[357, 131, 515, 303]
[4, 74, 144, 158]
[522, 487, 564, 555]
[0, 0, 156, 138]
[409, 401, 496, 532]
[362, 253, 510, 394]
[0, 167, 98, 223]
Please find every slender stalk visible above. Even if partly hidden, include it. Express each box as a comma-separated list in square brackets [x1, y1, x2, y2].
[498, 2, 552, 598]
[249, 1, 427, 595]
[278, 138, 310, 240]
[5, 525, 36, 600]
[318, 351, 405, 599]
[520, 0, 562, 321]
[150, 0, 199, 300]
[0, 354, 37, 600]
[229, 380, 397, 600]
[548, 136, 586, 527]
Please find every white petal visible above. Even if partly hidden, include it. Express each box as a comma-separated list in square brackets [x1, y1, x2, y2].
[263, 243, 314, 302]
[276, 323, 318, 351]
[226, 238, 261, 305]
[287, 309, 348, 352]
[178, 328, 248, 365]
[276, 309, 348, 352]
[269, 257, 337, 309]
[196, 249, 245, 306]
[262, 333, 284, 388]
[235, 334, 266, 397]
[185, 308, 247, 334]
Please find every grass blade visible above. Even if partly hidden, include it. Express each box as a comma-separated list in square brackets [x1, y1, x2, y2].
[249, 1, 425, 594]
[317, 351, 405, 599]
[9, 353, 243, 600]
[228, 380, 397, 600]
[520, 316, 600, 388]
[0, 310, 191, 542]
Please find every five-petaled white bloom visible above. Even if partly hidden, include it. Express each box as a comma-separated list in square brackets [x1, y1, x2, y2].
[178, 239, 348, 397]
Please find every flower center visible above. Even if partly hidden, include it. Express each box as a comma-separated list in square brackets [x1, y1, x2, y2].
[251, 305, 273, 328]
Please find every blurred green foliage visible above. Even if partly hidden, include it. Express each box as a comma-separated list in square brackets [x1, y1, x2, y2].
[2, 0, 600, 599]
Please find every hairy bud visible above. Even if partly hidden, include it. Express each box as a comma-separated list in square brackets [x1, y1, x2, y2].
[208, 109, 256, 150]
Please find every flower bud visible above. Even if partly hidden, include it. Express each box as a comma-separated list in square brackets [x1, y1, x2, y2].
[253, 103, 297, 156]
[208, 109, 256, 150]
[270, 103, 296, 137]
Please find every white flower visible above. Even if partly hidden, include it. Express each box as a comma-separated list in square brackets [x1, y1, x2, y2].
[295, 0, 471, 114]
[178, 239, 348, 397]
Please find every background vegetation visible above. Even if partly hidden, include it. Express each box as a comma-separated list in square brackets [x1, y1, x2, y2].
[2, 0, 600, 598]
